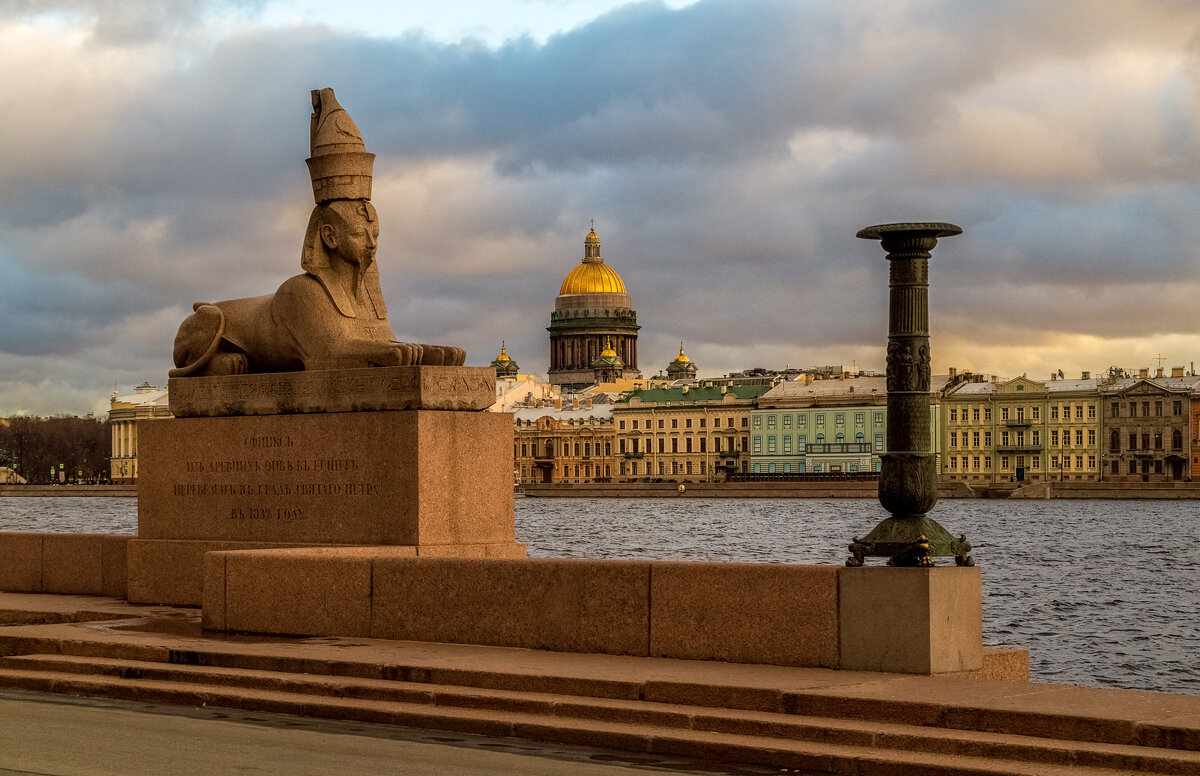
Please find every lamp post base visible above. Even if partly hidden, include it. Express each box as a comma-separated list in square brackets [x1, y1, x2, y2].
[847, 516, 973, 567]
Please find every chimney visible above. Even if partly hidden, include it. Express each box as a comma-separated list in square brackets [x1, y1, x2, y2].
[720, 384, 727, 395]
[1172, 366, 1185, 378]
[805, 374, 813, 385]
[1050, 372, 1057, 381]
[1139, 368, 1149, 378]
[554, 397, 562, 410]
[584, 397, 593, 409]
[1156, 367, 1165, 378]
[571, 397, 579, 410]
[948, 366, 957, 379]
[1081, 371, 1090, 379]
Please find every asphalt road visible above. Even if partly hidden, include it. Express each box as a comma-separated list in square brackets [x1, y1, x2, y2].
[0, 690, 789, 776]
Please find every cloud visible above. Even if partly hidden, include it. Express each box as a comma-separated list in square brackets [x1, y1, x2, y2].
[1, 0, 1200, 415]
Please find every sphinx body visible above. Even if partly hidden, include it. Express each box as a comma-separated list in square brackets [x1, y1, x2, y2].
[169, 89, 464, 378]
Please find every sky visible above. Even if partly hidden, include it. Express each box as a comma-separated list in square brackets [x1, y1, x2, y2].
[1, 0, 1198, 416]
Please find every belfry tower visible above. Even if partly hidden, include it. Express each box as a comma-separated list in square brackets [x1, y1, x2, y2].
[547, 225, 640, 388]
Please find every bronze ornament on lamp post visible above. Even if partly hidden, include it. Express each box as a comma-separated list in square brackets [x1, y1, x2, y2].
[848, 222, 974, 568]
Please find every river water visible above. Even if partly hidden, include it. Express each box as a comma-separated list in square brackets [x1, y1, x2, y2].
[1, 497, 1196, 695]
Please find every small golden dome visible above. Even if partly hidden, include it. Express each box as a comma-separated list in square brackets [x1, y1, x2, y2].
[601, 338, 617, 358]
[559, 262, 627, 295]
[495, 343, 510, 362]
[585, 229, 599, 243]
[673, 343, 690, 363]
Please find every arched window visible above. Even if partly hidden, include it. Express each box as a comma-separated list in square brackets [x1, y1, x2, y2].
[836, 433, 845, 443]
[855, 432, 864, 444]
[1110, 430, 1120, 452]
[1173, 429, 1183, 450]
[816, 433, 825, 443]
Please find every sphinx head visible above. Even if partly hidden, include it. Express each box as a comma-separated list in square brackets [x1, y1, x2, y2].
[302, 200, 379, 272]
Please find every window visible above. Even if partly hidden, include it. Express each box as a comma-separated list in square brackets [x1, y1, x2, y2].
[783, 415, 792, 427]
[1031, 430, 1039, 445]
[875, 433, 883, 452]
[766, 416, 774, 428]
[1088, 405, 1096, 419]
[672, 419, 678, 428]
[686, 461, 693, 475]
[1088, 429, 1095, 446]
[711, 418, 718, 428]
[973, 408, 980, 422]
[700, 437, 707, 452]
[1129, 433, 1137, 450]
[632, 420, 639, 430]
[767, 435, 776, 453]
[835, 413, 845, 425]
[950, 431, 958, 448]
[619, 439, 626, 454]
[1154, 433, 1163, 450]
[658, 419, 664, 429]
[1032, 406, 1040, 420]
[985, 456, 992, 470]
[875, 412, 884, 424]
[1142, 402, 1150, 417]
[685, 437, 693, 453]
[836, 433, 845, 443]
[1155, 401, 1163, 417]
[619, 420, 625, 430]
[1111, 402, 1119, 418]
[1130, 402, 1137, 417]
[1052, 455, 1059, 470]
[783, 436, 792, 453]
[1031, 455, 1040, 470]
[1001, 407, 1010, 421]
[1076, 405, 1084, 419]
[1001, 455, 1010, 470]
[972, 456, 981, 470]
[659, 462, 665, 475]
[741, 418, 748, 427]
[1173, 401, 1183, 416]
[855, 413, 865, 424]
[798, 434, 807, 448]
[672, 438, 679, 453]
[686, 418, 693, 428]
[1074, 430, 1082, 446]
[984, 431, 992, 447]
[798, 415, 807, 426]
[816, 433, 825, 443]
[714, 437, 721, 453]
[949, 457, 958, 470]
[658, 439, 664, 453]
[984, 408, 991, 421]
[816, 414, 825, 426]
[753, 416, 762, 427]
[1002, 431, 1010, 446]
[972, 431, 980, 447]
[1075, 455, 1083, 470]
[1173, 429, 1183, 450]
[856, 432, 864, 444]
[1016, 406, 1025, 421]
[1051, 405, 1059, 419]
[1128, 460, 1136, 474]
[753, 436, 762, 454]
[699, 418, 706, 428]
[1142, 433, 1150, 450]
[1112, 460, 1119, 474]
[1088, 455, 1096, 469]
[1110, 430, 1120, 452]
[1050, 430, 1058, 446]
[950, 408, 958, 422]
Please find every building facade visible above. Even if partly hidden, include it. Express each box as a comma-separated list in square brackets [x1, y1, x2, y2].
[1100, 375, 1197, 482]
[611, 382, 770, 481]
[752, 377, 888, 474]
[547, 227, 640, 388]
[513, 403, 617, 485]
[109, 382, 172, 483]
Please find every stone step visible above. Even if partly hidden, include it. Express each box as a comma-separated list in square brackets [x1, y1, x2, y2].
[0, 664, 1165, 776]
[13, 636, 1195, 757]
[0, 655, 1197, 776]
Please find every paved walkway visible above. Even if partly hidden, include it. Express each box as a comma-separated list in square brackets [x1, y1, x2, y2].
[0, 689, 782, 776]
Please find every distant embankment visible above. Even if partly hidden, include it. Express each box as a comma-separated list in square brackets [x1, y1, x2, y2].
[0, 485, 137, 498]
[523, 481, 975, 499]
[1008, 480, 1200, 500]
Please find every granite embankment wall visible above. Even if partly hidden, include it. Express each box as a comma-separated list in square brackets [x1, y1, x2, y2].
[0, 485, 136, 498]
[523, 480, 976, 499]
[1008, 481, 1200, 499]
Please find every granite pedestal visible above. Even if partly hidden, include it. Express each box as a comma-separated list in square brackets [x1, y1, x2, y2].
[128, 366, 524, 604]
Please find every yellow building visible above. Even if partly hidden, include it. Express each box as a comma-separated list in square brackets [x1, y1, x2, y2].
[611, 381, 772, 482]
[109, 382, 172, 483]
[513, 402, 616, 484]
[942, 375, 1100, 484]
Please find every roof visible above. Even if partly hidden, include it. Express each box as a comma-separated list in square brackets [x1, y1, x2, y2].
[618, 383, 772, 405]
[513, 405, 613, 423]
[559, 260, 627, 295]
[762, 376, 887, 400]
[111, 389, 169, 407]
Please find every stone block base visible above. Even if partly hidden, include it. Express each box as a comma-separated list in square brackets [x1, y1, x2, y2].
[0, 533, 128, 598]
[133, 538, 526, 606]
[838, 566, 983, 674]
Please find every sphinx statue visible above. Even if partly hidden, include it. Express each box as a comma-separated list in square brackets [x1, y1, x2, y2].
[169, 88, 465, 377]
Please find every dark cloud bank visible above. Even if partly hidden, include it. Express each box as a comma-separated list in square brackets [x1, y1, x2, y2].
[1, 0, 1198, 414]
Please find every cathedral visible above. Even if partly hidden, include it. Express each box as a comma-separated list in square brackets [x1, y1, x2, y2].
[547, 226, 641, 388]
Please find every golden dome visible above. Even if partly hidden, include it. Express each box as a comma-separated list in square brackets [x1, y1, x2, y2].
[495, 343, 510, 362]
[673, 343, 690, 363]
[558, 224, 628, 295]
[559, 261, 627, 295]
[600, 338, 617, 358]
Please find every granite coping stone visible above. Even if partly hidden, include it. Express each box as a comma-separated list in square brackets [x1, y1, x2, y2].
[168, 366, 495, 417]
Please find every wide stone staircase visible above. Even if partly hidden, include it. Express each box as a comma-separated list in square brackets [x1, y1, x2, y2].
[0, 598, 1198, 775]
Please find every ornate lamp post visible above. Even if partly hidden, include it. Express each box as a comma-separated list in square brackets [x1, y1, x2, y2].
[848, 223, 974, 567]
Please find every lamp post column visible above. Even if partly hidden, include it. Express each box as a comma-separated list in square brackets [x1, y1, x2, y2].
[849, 222, 973, 567]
